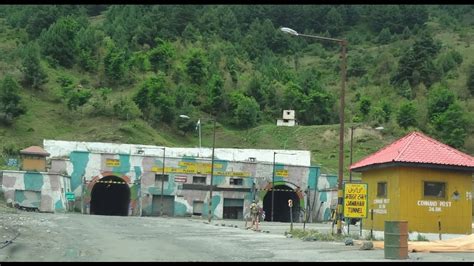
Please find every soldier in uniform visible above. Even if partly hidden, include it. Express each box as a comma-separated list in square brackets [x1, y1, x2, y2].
[250, 200, 259, 230]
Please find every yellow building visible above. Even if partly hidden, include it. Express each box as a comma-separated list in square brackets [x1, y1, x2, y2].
[20, 146, 50, 172]
[350, 132, 474, 234]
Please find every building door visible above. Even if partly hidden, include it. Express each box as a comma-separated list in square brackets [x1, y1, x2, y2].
[151, 195, 175, 216]
[193, 201, 204, 216]
[223, 198, 244, 220]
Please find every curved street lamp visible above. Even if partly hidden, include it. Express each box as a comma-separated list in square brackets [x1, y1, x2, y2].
[180, 114, 216, 223]
[281, 27, 347, 235]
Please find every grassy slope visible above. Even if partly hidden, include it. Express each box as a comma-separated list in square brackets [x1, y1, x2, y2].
[0, 14, 473, 181]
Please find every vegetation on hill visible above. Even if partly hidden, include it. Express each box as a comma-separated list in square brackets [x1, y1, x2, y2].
[0, 5, 473, 177]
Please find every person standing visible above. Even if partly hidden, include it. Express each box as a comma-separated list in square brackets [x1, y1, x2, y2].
[250, 200, 259, 230]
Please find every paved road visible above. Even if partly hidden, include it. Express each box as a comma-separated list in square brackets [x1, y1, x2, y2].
[0, 212, 473, 262]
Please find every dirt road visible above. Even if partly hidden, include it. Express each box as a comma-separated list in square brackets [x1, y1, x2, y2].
[1, 210, 473, 262]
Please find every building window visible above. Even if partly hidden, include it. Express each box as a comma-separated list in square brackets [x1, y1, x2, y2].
[283, 119, 289, 123]
[193, 176, 206, 184]
[424, 182, 446, 198]
[155, 174, 169, 186]
[377, 182, 387, 197]
[230, 178, 243, 185]
[155, 174, 169, 182]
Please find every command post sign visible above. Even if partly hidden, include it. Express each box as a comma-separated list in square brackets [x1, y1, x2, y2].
[343, 183, 368, 218]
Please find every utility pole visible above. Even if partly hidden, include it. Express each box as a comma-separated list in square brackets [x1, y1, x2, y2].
[208, 118, 216, 223]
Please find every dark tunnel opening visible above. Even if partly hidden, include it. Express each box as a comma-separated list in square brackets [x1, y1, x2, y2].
[263, 184, 300, 222]
[90, 176, 130, 216]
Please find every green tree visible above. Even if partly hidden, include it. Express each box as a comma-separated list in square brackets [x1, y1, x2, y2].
[66, 87, 92, 111]
[397, 101, 417, 129]
[0, 76, 26, 122]
[90, 87, 112, 116]
[148, 39, 175, 72]
[135, 75, 176, 124]
[20, 42, 48, 89]
[112, 96, 142, 121]
[391, 31, 441, 88]
[56, 75, 75, 100]
[133, 86, 150, 119]
[181, 23, 202, 43]
[38, 16, 84, 68]
[324, 7, 344, 36]
[398, 80, 413, 99]
[377, 28, 392, 44]
[381, 100, 392, 123]
[431, 103, 467, 148]
[103, 39, 127, 84]
[427, 84, 455, 121]
[402, 26, 411, 39]
[186, 49, 208, 85]
[359, 97, 372, 119]
[75, 26, 103, 72]
[466, 64, 474, 95]
[229, 92, 260, 128]
[206, 74, 224, 114]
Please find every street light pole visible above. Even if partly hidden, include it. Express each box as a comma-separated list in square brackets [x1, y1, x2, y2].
[208, 118, 216, 223]
[349, 126, 354, 182]
[160, 147, 166, 217]
[198, 119, 202, 149]
[271, 151, 276, 222]
[270, 151, 296, 222]
[281, 27, 347, 235]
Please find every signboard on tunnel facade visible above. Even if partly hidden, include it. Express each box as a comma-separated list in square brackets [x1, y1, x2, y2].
[343, 183, 368, 218]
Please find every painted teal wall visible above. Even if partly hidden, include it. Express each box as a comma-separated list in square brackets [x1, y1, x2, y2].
[70, 151, 90, 191]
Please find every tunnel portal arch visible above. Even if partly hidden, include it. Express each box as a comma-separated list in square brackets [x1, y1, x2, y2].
[90, 175, 130, 216]
[263, 184, 301, 222]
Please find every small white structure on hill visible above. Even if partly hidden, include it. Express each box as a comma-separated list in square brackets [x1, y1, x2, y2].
[277, 110, 297, 127]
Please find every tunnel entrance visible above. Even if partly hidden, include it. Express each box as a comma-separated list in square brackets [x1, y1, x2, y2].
[263, 184, 300, 222]
[90, 176, 130, 216]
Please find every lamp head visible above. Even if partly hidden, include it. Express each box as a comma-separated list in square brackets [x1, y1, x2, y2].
[280, 27, 299, 36]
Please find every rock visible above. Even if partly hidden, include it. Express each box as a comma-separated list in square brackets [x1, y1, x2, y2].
[344, 238, 354, 246]
[286, 234, 293, 238]
[360, 241, 374, 250]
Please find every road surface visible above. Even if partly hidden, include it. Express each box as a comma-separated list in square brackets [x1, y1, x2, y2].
[0, 211, 472, 262]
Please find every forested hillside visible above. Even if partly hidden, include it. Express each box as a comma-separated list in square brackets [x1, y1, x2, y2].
[0, 5, 473, 175]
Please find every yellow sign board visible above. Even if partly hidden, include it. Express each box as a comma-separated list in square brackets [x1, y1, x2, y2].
[177, 161, 223, 173]
[344, 183, 368, 218]
[151, 166, 250, 177]
[275, 169, 288, 178]
[106, 159, 120, 167]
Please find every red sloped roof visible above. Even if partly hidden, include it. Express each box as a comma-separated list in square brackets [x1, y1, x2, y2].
[20, 146, 50, 156]
[350, 131, 474, 171]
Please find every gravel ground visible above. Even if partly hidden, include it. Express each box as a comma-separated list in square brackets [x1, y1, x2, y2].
[0, 204, 473, 262]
